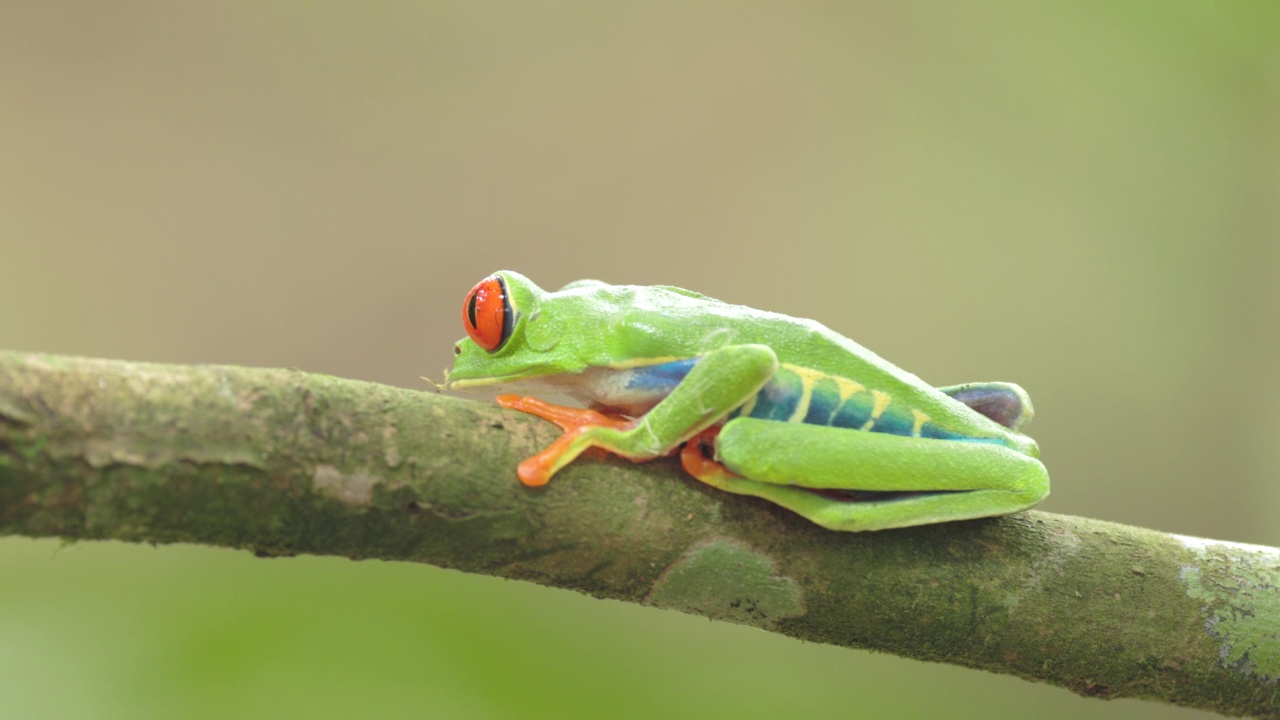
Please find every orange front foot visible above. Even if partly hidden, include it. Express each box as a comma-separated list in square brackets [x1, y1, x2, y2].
[496, 395, 636, 487]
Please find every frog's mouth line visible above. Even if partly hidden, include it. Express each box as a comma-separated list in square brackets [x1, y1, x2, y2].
[444, 375, 519, 391]
[443, 369, 564, 392]
[445, 361, 588, 389]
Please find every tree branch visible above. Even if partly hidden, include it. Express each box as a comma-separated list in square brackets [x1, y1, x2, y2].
[1, 350, 1277, 717]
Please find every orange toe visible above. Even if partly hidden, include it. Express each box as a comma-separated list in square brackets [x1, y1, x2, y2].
[679, 427, 738, 485]
[513, 429, 588, 487]
[516, 457, 552, 487]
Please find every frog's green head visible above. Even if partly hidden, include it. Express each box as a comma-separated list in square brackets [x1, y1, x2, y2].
[444, 270, 592, 390]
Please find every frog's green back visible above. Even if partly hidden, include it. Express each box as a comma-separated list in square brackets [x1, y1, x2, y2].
[447, 272, 1038, 458]
[545, 281, 1039, 457]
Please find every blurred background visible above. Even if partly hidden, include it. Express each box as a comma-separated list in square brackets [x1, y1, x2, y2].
[2, 2, 1276, 718]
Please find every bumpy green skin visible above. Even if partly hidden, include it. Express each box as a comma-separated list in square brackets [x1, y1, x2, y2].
[447, 271, 1049, 531]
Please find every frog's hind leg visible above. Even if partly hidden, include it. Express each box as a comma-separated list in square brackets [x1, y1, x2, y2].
[937, 382, 1034, 432]
[706, 418, 1048, 532]
[680, 427, 848, 521]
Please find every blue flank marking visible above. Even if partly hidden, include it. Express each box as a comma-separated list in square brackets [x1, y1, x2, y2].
[830, 395, 871, 430]
[802, 377, 841, 425]
[868, 408, 911, 435]
[627, 359, 997, 445]
[751, 371, 801, 421]
[740, 366, 982, 443]
[921, 423, 968, 442]
[623, 358, 699, 393]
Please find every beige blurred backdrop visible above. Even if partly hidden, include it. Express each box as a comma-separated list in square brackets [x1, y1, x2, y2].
[1, 2, 1276, 719]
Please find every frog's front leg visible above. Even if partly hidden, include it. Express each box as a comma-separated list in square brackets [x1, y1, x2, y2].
[494, 396, 636, 487]
[499, 344, 778, 487]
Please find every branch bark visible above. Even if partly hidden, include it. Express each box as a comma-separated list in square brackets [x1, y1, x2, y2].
[1, 350, 1277, 717]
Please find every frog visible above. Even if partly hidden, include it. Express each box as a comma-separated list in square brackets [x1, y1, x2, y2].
[443, 271, 1048, 531]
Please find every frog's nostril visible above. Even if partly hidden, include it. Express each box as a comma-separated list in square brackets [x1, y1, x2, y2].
[454, 344, 462, 356]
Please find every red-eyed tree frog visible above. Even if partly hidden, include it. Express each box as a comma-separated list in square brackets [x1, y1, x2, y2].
[444, 271, 1049, 531]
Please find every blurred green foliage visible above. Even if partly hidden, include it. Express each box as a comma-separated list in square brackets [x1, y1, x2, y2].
[1, 1, 1275, 718]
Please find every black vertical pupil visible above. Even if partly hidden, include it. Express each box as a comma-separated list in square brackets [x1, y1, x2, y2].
[500, 284, 513, 343]
[467, 291, 479, 329]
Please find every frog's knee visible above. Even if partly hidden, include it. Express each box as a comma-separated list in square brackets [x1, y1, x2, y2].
[703, 344, 778, 380]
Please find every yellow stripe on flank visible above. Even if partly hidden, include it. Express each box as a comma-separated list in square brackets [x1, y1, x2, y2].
[911, 409, 931, 437]
[835, 376, 866, 401]
[779, 364, 867, 424]
[870, 390, 892, 417]
[787, 371, 817, 422]
[737, 394, 758, 418]
[780, 364, 865, 397]
[860, 390, 893, 430]
[604, 356, 688, 370]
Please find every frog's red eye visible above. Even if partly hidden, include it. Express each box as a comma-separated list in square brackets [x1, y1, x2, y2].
[461, 275, 513, 352]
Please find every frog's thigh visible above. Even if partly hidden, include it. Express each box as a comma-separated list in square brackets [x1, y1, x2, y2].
[937, 382, 1033, 431]
[713, 418, 1048, 531]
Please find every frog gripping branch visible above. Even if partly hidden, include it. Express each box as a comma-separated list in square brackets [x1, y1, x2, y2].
[445, 271, 1049, 532]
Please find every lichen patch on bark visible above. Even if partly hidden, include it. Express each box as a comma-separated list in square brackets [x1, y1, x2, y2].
[311, 464, 379, 507]
[647, 537, 804, 628]
[1178, 535, 1280, 683]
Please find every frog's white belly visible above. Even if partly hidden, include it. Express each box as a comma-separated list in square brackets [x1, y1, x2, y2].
[533, 360, 699, 416]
